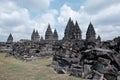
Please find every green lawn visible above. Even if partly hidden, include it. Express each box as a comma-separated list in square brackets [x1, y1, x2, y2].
[0, 53, 84, 80]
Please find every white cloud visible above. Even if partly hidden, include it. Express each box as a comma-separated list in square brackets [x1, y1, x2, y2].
[92, 4, 120, 26]
[58, 4, 91, 39]
[0, 0, 120, 41]
[58, 1, 120, 40]
[96, 25, 120, 40]
[88, 2, 120, 40]
[34, 9, 58, 37]
[0, 1, 32, 41]
[58, 4, 80, 26]
[84, 0, 120, 14]
[16, 0, 52, 12]
[0, 0, 52, 12]
[0, 1, 57, 41]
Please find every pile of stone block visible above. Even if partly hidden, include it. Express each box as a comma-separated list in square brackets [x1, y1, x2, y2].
[52, 40, 120, 80]
[8, 41, 53, 61]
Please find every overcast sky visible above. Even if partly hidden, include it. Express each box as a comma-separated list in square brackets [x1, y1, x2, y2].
[0, 0, 120, 41]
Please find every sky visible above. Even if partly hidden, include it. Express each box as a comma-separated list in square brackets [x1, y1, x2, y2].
[0, 0, 120, 41]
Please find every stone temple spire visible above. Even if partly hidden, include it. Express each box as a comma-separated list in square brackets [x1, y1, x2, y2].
[74, 21, 82, 39]
[31, 29, 40, 42]
[65, 17, 72, 34]
[7, 33, 13, 43]
[64, 17, 75, 40]
[97, 35, 101, 42]
[45, 24, 53, 40]
[53, 29, 58, 40]
[64, 18, 82, 40]
[86, 22, 96, 42]
[35, 30, 40, 42]
[31, 29, 36, 41]
[40, 36, 44, 41]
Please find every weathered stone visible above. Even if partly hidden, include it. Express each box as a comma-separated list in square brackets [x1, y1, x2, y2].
[92, 70, 105, 80]
[45, 24, 53, 40]
[63, 18, 82, 40]
[31, 29, 40, 42]
[86, 22, 96, 42]
[53, 29, 58, 40]
[7, 33, 13, 43]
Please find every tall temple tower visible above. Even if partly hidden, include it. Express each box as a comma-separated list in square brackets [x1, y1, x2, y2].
[86, 22, 96, 42]
[31, 29, 36, 41]
[64, 18, 73, 40]
[35, 30, 40, 42]
[53, 29, 58, 40]
[31, 29, 40, 42]
[74, 21, 82, 39]
[7, 33, 13, 43]
[45, 24, 53, 40]
[97, 35, 101, 42]
[64, 18, 82, 40]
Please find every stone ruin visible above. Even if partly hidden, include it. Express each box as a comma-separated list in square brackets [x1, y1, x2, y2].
[0, 33, 13, 53]
[8, 41, 53, 61]
[2, 24, 58, 61]
[0, 18, 119, 79]
[51, 18, 120, 80]
[52, 40, 120, 80]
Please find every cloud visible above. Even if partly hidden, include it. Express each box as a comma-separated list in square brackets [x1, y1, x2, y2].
[0, 1, 32, 41]
[16, 0, 52, 12]
[92, 4, 120, 26]
[34, 9, 58, 36]
[0, 1, 58, 41]
[0, 0, 120, 41]
[96, 25, 120, 40]
[58, 4, 91, 39]
[0, 0, 53, 12]
[84, 0, 120, 14]
[57, 1, 120, 40]
[87, 1, 120, 40]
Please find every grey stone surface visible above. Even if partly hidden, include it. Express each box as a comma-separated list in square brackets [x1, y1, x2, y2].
[7, 33, 13, 43]
[63, 18, 82, 40]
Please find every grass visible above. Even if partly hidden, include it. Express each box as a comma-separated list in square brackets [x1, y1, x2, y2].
[0, 53, 85, 80]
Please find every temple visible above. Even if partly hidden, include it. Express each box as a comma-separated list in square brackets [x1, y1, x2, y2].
[63, 18, 82, 40]
[53, 29, 58, 40]
[31, 29, 40, 42]
[7, 33, 13, 43]
[0, 17, 119, 80]
[86, 22, 96, 42]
